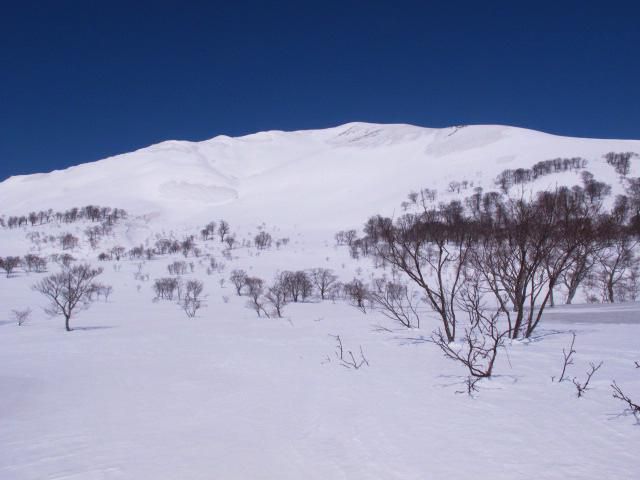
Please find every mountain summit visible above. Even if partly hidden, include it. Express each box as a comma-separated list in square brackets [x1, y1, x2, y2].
[1, 123, 638, 229]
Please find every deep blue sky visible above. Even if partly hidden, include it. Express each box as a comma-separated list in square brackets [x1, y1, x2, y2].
[1, 1, 639, 180]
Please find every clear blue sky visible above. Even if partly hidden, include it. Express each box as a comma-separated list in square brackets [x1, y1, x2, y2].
[1, 1, 639, 180]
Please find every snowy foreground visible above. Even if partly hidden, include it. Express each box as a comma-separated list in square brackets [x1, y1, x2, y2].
[1, 230, 639, 480]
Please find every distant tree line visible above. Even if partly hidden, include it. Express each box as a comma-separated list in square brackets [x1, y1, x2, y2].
[1, 205, 127, 229]
[495, 157, 587, 192]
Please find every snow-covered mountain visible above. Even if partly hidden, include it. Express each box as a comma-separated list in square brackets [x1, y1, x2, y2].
[1, 122, 639, 230]
[2, 123, 640, 479]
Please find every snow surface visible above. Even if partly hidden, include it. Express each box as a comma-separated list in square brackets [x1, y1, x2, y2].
[1, 123, 639, 479]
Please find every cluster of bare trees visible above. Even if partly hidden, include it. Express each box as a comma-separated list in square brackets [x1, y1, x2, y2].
[605, 152, 636, 177]
[23, 254, 48, 273]
[167, 260, 192, 275]
[0, 256, 22, 277]
[230, 268, 339, 318]
[1, 205, 126, 229]
[153, 275, 205, 317]
[254, 231, 273, 250]
[346, 173, 640, 344]
[98, 235, 205, 262]
[200, 220, 233, 242]
[153, 277, 180, 300]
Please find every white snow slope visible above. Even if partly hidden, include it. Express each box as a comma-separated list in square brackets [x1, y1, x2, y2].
[1, 122, 639, 230]
[0, 123, 639, 480]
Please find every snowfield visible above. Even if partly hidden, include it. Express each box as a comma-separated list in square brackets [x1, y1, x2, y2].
[0, 123, 639, 479]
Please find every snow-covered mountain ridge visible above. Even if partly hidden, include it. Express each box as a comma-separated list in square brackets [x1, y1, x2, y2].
[1, 122, 639, 229]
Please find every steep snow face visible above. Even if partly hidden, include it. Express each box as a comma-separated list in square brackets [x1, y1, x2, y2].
[1, 123, 639, 229]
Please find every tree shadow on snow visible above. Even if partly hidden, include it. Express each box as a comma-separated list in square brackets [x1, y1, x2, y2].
[72, 326, 115, 331]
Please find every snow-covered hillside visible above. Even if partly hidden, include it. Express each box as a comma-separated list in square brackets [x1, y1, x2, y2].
[2, 122, 639, 230]
[1, 123, 639, 480]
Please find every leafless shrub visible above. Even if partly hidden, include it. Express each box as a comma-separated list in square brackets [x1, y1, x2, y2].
[553, 332, 576, 383]
[432, 300, 508, 380]
[572, 361, 603, 397]
[329, 334, 369, 369]
[611, 381, 640, 421]
[456, 376, 482, 397]
[12, 308, 32, 326]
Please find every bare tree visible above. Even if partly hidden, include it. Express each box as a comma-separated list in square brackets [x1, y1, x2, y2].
[369, 202, 472, 341]
[344, 278, 369, 313]
[230, 269, 248, 295]
[264, 279, 288, 318]
[369, 278, 421, 328]
[32, 264, 105, 331]
[224, 235, 237, 249]
[309, 268, 338, 300]
[182, 280, 204, 317]
[593, 234, 638, 303]
[244, 277, 269, 317]
[218, 220, 230, 242]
